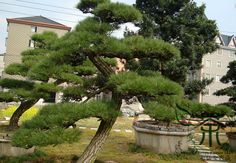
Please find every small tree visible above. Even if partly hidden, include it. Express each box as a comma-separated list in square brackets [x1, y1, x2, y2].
[11, 0, 184, 162]
[214, 61, 236, 111]
[0, 32, 59, 130]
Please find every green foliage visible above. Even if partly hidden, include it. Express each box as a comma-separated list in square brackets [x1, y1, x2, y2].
[135, 0, 218, 83]
[128, 143, 145, 153]
[184, 78, 214, 100]
[76, 17, 113, 34]
[0, 92, 17, 102]
[108, 72, 183, 97]
[0, 150, 48, 163]
[179, 99, 233, 118]
[5, 63, 28, 76]
[123, 36, 180, 61]
[31, 31, 58, 49]
[220, 61, 236, 84]
[0, 78, 34, 90]
[77, 0, 110, 13]
[144, 101, 177, 123]
[12, 100, 119, 147]
[62, 86, 84, 101]
[94, 2, 142, 23]
[214, 61, 236, 113]
[12, 128, 81, 148]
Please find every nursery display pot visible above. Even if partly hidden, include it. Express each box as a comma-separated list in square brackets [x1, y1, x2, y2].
[0, 138, 35, 156]
[226, 132, 236, 151]
[133, 120, 194, 154]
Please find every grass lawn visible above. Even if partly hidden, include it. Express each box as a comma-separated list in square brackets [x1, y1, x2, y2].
[34, 117, 202, 162]
[1, 116, 236, 162]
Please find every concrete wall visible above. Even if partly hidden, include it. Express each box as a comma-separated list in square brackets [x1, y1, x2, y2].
[200, 46, 236, 105]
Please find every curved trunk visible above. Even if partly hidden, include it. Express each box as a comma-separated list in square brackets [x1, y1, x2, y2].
[7, 100, 37, 130]
[76, 117, 117, 163]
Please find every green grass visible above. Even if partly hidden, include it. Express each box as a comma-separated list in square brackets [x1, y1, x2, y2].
[2, 116, 236, 162]
[39, 129, 202, 163]
[0, 105, 39, 122]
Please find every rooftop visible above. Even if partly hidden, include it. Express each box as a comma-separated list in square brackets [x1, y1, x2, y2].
[220, 34, 235, 47]
[7, 16, 71, 31]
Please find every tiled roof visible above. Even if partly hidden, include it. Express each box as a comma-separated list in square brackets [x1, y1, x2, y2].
[220, 34, 234, 46]
[15, 16, 63, 26]
[7, 16, 71, 31]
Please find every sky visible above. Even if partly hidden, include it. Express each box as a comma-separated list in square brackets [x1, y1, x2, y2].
[0, 0, 236, 54]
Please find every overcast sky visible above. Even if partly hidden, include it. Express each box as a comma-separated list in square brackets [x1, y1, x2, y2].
[0, 0, 235, 54]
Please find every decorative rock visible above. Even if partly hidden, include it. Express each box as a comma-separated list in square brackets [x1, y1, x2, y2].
[120, 97, 144, 117]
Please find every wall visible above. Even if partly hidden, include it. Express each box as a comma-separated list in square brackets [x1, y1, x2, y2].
[200, 46, 236, 105]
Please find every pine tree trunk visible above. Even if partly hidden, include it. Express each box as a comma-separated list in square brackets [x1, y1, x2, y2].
[7, 100, 37, 130]
[76, 117, 117, 163]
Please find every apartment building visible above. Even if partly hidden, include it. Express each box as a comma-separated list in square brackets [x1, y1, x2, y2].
[4, 16, 71, 69]
[199, 34, 236, 105]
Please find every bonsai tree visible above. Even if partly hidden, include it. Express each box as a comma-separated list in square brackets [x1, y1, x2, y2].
[0, 32, 60, 130]
[0, 31, 96, 130]
[11, 0, 184, 162]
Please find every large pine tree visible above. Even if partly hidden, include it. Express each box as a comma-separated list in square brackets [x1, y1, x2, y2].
[11, 0, 185, 162]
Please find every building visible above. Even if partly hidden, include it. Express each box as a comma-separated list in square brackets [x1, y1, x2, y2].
[199, 34, 236, 105]
[4, 16, 71, 69]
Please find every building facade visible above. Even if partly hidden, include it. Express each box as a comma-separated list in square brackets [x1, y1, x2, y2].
[199, 34, 236, 105]
[4, 16, 71, 69]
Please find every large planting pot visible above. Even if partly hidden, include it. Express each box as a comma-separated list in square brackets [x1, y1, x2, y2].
[133, 120, 194, 154]
[0, 138, 35, 156]
[226, 132, 236, 151]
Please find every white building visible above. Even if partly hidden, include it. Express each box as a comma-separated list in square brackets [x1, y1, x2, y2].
[199, 34, 236, 105]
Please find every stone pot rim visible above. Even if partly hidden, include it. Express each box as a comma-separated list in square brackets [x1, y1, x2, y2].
[133, 120, 194, 133]
[133, 125, 193, 136]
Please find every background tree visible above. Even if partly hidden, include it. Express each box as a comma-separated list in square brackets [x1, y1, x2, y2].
[11, 0, 183, 162]
[134, 0, 218, 95]
[214, 61, 236, 111]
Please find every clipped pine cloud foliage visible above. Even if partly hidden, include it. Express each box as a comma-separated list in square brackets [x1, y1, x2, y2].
[108, 72, 183, 97]
[12, 100, 119, 147]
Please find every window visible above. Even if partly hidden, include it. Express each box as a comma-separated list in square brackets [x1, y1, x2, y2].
[216, 61, 221, 68]
[205, 73, 211, 79]
[215, 75, 221, 82]
[205, 60, 211, 68]
[31, 26, 37, 33]
[218, 49, 222, 55]
[29, 40, 35, 48]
